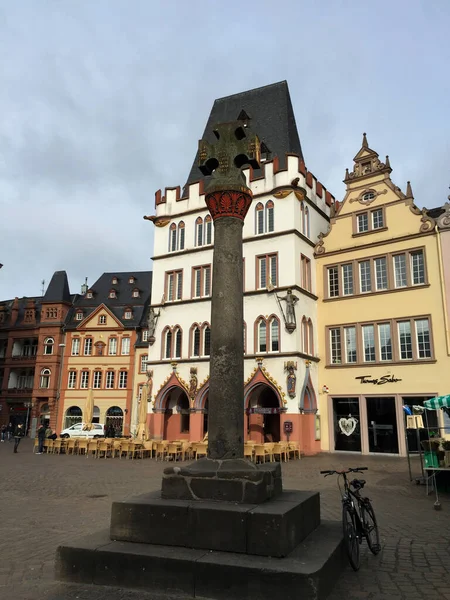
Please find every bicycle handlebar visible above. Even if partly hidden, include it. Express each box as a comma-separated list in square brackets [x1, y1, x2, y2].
[320, 467, 368, 475]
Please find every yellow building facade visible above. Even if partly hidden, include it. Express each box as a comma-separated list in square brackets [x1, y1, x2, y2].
[316, 135, 450, 457]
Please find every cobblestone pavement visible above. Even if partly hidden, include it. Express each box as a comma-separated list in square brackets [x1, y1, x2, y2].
[1, 439, 449, 600]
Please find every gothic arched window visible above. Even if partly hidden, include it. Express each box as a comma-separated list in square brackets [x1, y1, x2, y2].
[191, 325, 201, 357]
[257, 318, 267, 353]
[178, 221, 185, 250]
[169, 223, 177, 252]
[203, 325, 211, 357]
[195, 217, 204, 247]
[255, 202, 264, 235]
[174, 327, 182, 359]
[304, 206, 310, 238]
[269, 317, 280, 352]
[266, 200, 274, 233]
[205, 215, 212, 245]
[163, 328, 172, 359]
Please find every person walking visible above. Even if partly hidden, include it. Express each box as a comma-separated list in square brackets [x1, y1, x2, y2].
[36, 424, 46, 454]
[13, 423, 25, 453]
[6, 422, 13, 442]
[0, 424, 6, 442]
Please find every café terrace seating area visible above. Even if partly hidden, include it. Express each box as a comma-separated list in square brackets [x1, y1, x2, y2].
[33, 438, 301, 462]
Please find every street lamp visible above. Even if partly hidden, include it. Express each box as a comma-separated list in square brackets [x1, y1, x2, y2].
[24, 401, 32, 434]
[55, 340, 66, 434]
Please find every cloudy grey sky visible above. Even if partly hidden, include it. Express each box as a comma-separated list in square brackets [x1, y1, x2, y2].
[1, 0, 449, 300]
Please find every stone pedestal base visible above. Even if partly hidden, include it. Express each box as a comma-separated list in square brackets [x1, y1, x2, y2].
[162, 458, 282, 504]
[110, 489, 319, 558]
[57, 521, 345, 600]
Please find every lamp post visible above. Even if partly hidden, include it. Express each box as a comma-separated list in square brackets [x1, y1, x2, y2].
[55, 340, 66, 434]
[24, 401, 32, 435]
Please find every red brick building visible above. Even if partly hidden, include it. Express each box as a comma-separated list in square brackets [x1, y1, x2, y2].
[0, 271, 73, 431]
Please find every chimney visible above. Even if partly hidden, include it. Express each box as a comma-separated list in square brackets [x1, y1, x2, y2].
[10, 297, 19, 326]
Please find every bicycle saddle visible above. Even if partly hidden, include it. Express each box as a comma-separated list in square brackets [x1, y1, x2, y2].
[351, 479, 366, 489]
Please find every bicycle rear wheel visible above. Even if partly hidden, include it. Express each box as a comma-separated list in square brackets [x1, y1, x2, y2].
[360, 499, 380, 555]
[342, 503, 360, 571]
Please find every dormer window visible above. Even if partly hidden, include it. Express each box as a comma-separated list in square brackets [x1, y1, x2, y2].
[132, 289, 140, 298]
[362, 192, 375, 202]
[86, 291, 93, 299]
[112, 277, 118, 285]
[124, 310, 132, 320]
[129, 277, 135, 284]
[75, 311, 83, 321]
[99, 315, 107, 325]
[109, 290, 117, 299]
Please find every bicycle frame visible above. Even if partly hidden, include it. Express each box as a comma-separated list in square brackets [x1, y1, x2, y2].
[340, 473, 365, 541]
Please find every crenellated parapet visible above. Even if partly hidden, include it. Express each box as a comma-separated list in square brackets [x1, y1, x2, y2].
[150, 154, 335, 220]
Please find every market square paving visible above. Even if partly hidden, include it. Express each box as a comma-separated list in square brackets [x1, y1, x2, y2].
[1, 439, 449, 600]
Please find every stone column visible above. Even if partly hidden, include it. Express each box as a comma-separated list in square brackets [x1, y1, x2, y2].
[206, 200, 247, 460]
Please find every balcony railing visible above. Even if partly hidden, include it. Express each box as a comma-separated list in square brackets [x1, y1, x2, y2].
[6, 387, 34, 394]
[11, 354, 37, 360]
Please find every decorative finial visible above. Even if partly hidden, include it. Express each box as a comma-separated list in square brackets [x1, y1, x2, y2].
[385, 155, 391, 168]
[406, 181, 413, 198]
[345, 168, 349, 179]
[362, 132, 368, 148]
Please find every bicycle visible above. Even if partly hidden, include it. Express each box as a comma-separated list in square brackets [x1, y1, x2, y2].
[320, 467, 380, 571]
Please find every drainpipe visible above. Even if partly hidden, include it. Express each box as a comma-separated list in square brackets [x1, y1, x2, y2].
[435, 225, 450, 356]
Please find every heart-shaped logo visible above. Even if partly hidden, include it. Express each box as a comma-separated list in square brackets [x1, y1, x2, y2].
[339, 417, 357, 437]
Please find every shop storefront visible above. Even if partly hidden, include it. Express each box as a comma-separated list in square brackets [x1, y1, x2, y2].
[328, 391, 439, 457]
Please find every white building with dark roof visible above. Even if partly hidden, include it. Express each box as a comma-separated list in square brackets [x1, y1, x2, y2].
[145, 82, 335, 453]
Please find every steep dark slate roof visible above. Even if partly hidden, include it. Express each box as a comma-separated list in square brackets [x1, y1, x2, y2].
[427, 206, 445, 220]
[43, 271, 71, 303]
[185, 81, 303, 188]
[68, 271, 152, 329]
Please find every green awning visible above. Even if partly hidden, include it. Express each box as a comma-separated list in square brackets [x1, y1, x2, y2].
[424, 395, 450, 410]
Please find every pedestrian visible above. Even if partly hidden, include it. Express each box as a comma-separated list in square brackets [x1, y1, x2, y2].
[13, 423, 25, 453]
[45, 425, 53, 438]
[0, 424, 6, 442]
[6, 422, 13, 442]
[36, 424, 46, 454]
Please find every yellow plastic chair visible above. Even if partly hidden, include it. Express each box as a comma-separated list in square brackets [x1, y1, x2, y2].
[272, 443, 287, 463]
[97, 441, 111, 459]
[77, 439, 88, 456]
[244, 444, 254, 462]
[264, 443, 275, 462]
[253, 444, 270, 464]
[86, 440, 98, 458]
[155, 442, 167, 461]
[52, 440, 62, 455]
[288, 442, 300, 460]
[66, 439, 77, 455]
[33, 438, 39, 453]
[167, 443, 182, 462]
[194, 443, 207, 460]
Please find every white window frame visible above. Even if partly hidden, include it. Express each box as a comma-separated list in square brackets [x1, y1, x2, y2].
[106, 371, 115, 389]
[71, 338, 80, 356]
[68, 371, 77, 389]
[118, 371, 128, 389]
[121, 337, 130, 356]
[93, 371, 102, 389]
[83, 338, 93, 356]
[80, 370, 89, 389]
[108, 338, 117, 356]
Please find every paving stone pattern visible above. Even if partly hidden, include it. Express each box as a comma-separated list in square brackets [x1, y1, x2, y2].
[1, 439, 449, 600]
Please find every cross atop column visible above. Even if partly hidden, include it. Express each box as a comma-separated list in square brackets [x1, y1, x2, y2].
[199, 122, 260, 194]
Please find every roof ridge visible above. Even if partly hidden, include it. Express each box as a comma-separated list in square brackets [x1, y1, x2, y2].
[214, 80, 288, 102]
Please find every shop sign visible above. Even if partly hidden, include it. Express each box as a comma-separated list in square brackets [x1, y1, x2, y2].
[246, 407, 283, 415]
[355, 374, 402, 385]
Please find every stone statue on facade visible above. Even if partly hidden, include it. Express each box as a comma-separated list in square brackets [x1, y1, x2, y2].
[189, 367, 198, 404]
[277, 289, 299, 332]
[284, 361, 297, 398]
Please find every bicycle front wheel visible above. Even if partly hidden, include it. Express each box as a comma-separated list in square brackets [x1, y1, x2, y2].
[342, 503, 360, 571]
[360, 499, 380, 555]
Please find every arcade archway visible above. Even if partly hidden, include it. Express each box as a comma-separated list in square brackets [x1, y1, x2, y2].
[162, 387, 190, 440]
[246, 384, 282, 443]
